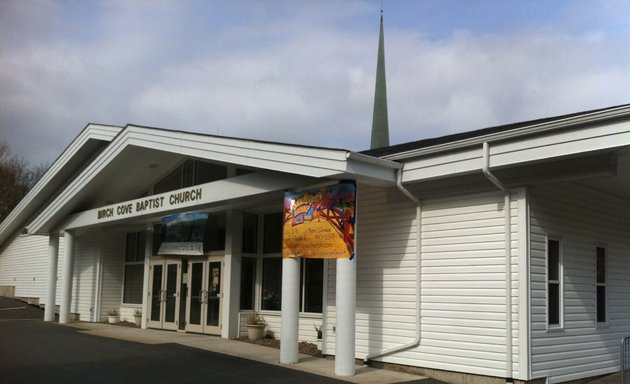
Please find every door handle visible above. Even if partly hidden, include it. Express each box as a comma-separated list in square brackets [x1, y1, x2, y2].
[199, 290, 204, 303]
[160, 289, 167, 302]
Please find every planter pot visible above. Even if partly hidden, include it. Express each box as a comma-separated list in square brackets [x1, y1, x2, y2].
[316, 339, 322, 351]
[134, 315, 142, 327]
[107, 315, 120, 324]
[246, 324, 266, 341]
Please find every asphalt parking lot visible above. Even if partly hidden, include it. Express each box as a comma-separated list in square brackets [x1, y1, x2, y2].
[0, 297, 351, 384]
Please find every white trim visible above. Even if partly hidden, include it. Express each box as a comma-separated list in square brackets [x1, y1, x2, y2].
[400, 119, 630, 184]
[517, 188, 530, 381]
[546, 236, 563, 330]
[94, 231, 104, 322]
[27, 125, 397, 235]
[594, 244, 608, 326]
[0, 124, 121, 245]
[384, 105, 630, 161]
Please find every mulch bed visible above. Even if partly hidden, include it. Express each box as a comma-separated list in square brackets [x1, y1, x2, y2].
[110, 321, 139, 328]
[106, 322, 322, 357]
[237, 336, 322, 357]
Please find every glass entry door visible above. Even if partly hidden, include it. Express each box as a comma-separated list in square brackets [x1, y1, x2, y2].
[147, 258, 181, 331]
[185, 257, 223, 334]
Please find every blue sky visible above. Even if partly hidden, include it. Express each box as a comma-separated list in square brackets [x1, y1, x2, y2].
[1, 0, 629, 165]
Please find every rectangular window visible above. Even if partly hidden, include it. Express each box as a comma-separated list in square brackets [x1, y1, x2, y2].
[263, 213, 283, 254]
[240, 257, 257, 310]
[242, 213, 258, 254]
[242, 212, 324, 314]
[547, 238, 561, 327]
[203, 213, 226, 252]
[596, 246, 606, 323]
[195, 161, 227, 184]
[154, 166, 182, 194]
[261, 257, 282, 310]
[123, 232, 145, 304]
[300, 259, 323, 313]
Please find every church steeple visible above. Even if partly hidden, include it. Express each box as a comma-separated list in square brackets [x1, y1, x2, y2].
[370, 11, 390, 149]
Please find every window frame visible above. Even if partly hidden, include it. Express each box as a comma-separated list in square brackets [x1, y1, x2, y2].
[595, 245, 608, 325]
[300, 258, 324, 314]
[238, 212, 325, 316]
[122, 231, 146, 305]
[546, 236, 563, 330]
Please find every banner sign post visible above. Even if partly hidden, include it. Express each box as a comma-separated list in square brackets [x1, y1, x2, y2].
[283, 181, 356, 259]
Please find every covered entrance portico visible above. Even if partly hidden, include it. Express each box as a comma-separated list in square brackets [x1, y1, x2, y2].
[24, 124, 399, 376]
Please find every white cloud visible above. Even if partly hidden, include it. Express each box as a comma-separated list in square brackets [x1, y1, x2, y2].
[1, 0, 629, 166]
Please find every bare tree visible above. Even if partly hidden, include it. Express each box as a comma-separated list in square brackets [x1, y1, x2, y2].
[0, 140, 48, 223]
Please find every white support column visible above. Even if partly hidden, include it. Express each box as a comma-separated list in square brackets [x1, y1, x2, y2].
[222, 210, 243, 339]
[44, 233, 60, 322]
[280, 257, 300, 364]
[59, 230, 75, 324]
[141, 225, 153, 329]
[335, 257, 356, 376]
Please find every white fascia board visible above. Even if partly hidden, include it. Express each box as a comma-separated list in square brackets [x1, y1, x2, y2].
[132, 126, 401, 182]
[387, 104, 630, 161]
[0, 124, 121, 245]
[489, 120, 630, 168]
[126, 126, 351, 177]
[344, 152, 400, 184]
[61, 171, 314, 231]
[401, 119, 630, 183]
[27, 125, 397, 235]
[27, 131, 137, 234]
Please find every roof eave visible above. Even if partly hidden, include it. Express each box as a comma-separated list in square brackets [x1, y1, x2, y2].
[0, 124, 122, 245]
[383, 104, 630, 161]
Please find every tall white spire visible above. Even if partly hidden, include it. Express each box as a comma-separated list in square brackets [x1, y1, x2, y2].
[370, 11, 389, 149]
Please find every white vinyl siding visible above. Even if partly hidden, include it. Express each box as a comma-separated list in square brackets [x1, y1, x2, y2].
[99, 231, 125, 321]
[325, 185, 418, 359]
[71, 232, 100, 321]
[0, 234, 49, 302]
[327, 185, 522, 379]
[530, 183, 630, 383]
[419, 190, 520, 378]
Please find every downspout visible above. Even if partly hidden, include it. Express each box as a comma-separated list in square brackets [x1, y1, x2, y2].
[364, 167, 422, 364]
[482, 142, 513, 381]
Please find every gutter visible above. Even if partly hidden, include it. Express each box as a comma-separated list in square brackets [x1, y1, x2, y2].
[346, 151, 403, 169]
[364, 166, 421, 364]
[482, 142, 514, 381]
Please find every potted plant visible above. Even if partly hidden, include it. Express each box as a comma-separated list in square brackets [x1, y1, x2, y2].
[245, 311, 266, 341]
[314, 324, 323, 351]
[107, 308, 120, 324]
[133, 308, 142, 327]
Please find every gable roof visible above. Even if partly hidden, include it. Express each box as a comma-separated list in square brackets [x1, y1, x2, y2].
[20, 124, 399, 236]
[362, 103, 630, 160]
[0, 124, 122, 245]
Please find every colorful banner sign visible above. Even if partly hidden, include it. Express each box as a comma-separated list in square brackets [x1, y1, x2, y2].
[157, 212, 209, 255]
[283, 182, 356, 259]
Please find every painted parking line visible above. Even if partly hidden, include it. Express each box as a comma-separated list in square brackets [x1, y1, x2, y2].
[0, 306, 27, 311]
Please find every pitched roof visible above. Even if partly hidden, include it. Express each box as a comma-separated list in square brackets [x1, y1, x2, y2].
[361, 103, 630, 159]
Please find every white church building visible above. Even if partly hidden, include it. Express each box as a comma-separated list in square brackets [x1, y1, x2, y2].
[1, 15, 629, 384]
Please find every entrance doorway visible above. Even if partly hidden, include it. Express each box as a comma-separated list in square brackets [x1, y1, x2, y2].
[185, 256, 223, 334]
[147, 256, 223, 335]
[147, 258, 181, 330]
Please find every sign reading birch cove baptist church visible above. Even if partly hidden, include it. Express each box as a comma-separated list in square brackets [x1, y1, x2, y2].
[283, 182, 356, 259]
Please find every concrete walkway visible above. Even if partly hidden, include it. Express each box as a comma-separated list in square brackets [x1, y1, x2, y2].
[66, 322, 439, 384]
